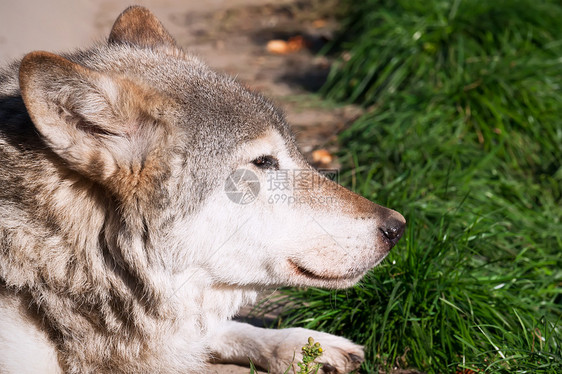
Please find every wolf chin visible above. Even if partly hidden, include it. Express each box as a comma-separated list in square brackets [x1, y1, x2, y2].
[0, 6, 405, 374]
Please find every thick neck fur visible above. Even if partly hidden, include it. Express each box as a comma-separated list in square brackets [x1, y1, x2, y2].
[2, 138, 156, 369]
[0, 110, 254, 373]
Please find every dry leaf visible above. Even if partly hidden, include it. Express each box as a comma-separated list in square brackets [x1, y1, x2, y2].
[266, 36, 307, 54]
[312, 19, 327, 28]
[286, 36, 306, 52]
[266, 40, 289, 54]
[312, 149, 333, 164]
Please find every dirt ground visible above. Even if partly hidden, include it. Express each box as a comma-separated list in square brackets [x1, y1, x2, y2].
[0, 1, 368, 373]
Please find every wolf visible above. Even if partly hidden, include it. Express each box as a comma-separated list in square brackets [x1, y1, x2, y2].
[0, 6, 405, 374]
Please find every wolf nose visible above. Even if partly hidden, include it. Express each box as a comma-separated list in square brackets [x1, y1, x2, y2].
[380, 215, 406, 247]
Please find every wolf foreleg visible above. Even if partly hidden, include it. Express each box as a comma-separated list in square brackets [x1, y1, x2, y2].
[209, 321, 364, 374]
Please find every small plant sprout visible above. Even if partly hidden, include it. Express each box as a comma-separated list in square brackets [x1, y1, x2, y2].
[297, 337, 324, 374]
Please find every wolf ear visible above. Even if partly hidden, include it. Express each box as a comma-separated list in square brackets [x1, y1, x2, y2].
[108, 6, 177, 49]
[19, 51, 169, 183]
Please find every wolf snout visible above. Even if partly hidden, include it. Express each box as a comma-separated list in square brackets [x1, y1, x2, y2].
[379, 213, 406, 248]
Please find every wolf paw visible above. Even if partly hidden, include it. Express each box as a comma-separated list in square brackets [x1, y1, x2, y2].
[268, 328, 364, 374]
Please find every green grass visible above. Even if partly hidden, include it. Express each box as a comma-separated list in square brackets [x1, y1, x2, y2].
[277, 0, 562, 372]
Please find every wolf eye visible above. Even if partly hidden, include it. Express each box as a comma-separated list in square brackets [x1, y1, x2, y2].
[251, 155, 279, 170]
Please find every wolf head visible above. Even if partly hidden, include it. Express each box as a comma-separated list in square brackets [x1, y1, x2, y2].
[18, 6, 405, 292]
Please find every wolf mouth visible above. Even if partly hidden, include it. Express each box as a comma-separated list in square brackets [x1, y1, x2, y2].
[288, 259, 357, 281]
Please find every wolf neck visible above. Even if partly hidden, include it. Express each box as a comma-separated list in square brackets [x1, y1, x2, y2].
[0, 154, 161, 307]
[1, 149, 167, 362]
[0, 145, 256, 371]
